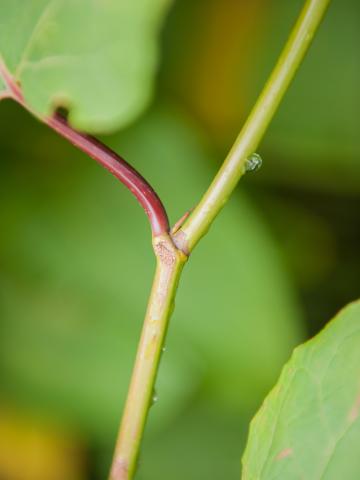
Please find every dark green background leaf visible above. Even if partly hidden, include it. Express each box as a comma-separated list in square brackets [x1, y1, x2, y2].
[161, 0, 360, 193]
[0, 102, 302, 447]
[256, 0, 360, 192]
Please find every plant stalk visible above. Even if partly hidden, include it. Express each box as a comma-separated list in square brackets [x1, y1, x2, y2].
[109, 0, 330, 477]
[174, 0, 330, 253]
[0, 0, 330, 477]
[109, 233, 187, 480]
[0, 60, 169, 237]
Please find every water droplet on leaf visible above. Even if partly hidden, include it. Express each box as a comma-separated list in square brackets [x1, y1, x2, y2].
[245, 153, 262, 173]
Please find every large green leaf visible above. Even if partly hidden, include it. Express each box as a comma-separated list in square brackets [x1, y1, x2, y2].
[242, 300, 360, 480]
[0, 0, 170, 132]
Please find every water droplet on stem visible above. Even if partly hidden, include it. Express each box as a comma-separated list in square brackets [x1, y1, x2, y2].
[150, 388, 159, 407]
[245, 153, 262, 173]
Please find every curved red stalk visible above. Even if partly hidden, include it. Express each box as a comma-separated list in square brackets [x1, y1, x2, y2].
[47, 113, 169, 236]
[0, 62, 169, 236]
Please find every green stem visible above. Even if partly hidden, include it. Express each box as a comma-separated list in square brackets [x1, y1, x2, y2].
[109, 234, 187, 480]
[109, 0, 330, 477]
[174, 0, 330, 253]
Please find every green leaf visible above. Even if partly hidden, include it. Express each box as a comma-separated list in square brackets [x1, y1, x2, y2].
[0, 0, 171, 132]
[242, 300, 360, 480]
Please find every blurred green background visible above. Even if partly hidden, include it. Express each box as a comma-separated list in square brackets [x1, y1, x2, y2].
[0, 0, 359, 479]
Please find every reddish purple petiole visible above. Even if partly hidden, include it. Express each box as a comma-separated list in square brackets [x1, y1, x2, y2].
[1, 63, 170, 237]
[47, 113, 170, 236]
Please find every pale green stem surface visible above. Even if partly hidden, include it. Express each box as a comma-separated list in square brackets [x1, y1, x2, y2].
[109, 0, 330, 478]
[175, 0, 330, 253]
[109, 234, 187, 480]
